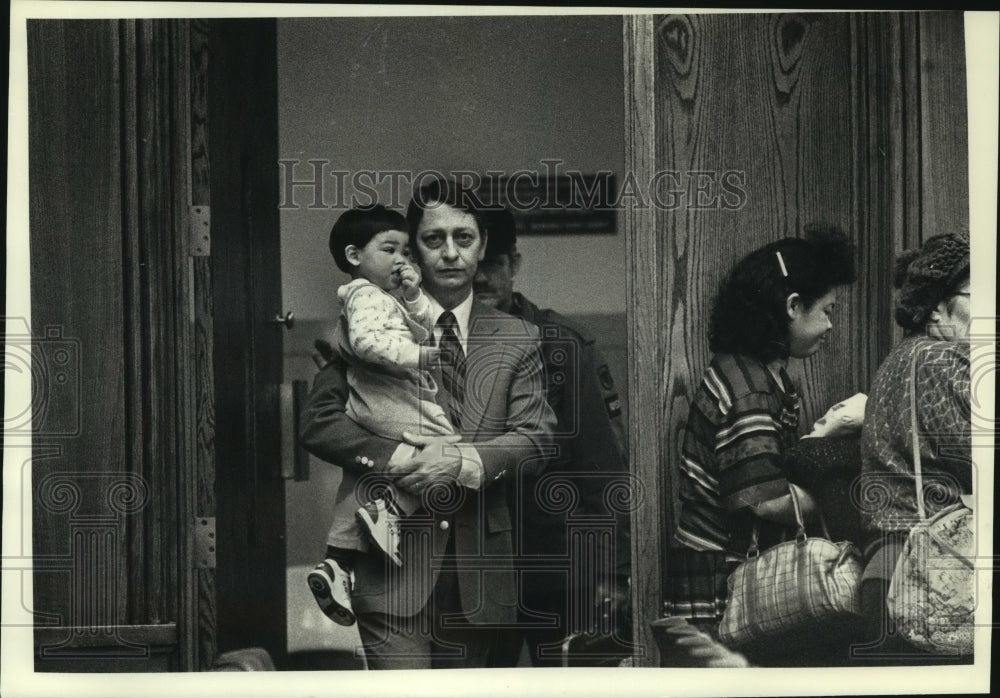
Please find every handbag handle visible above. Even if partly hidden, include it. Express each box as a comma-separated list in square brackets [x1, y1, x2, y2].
[785, 485, 834, 542]
[909, 350, 927, 521]
[744, 483, 830, 558]
[787, 484, 808, 543]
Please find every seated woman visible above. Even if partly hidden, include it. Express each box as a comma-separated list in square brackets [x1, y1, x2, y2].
[670, 224, 857, 658]
[856, 234, 972, 664]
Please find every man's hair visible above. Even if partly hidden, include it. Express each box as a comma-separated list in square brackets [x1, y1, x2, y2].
[708, 223, 857, 362]
[328, 204, 408, 274]
[481, 207, 518, 260]
[405, 177, 488, 246]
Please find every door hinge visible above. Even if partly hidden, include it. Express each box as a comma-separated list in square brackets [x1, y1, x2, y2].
[189, 205, 210, 256]
[193, 517, 216, 569]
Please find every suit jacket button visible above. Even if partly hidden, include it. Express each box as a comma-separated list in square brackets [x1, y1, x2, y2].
[439, 520, 450, 531]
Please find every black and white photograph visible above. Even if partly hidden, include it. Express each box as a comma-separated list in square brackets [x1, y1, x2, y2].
[3, 3, 996, 697]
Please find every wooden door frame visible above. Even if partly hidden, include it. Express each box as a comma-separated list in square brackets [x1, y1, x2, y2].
[204, 17, 287, 670]
[622, 14, 663, 671]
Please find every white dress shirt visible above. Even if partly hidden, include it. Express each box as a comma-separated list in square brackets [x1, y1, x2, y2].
[391, 290, 483, 489]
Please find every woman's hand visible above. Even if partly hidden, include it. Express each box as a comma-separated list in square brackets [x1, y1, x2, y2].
[804, 392, 867, 438]
[750, 484, 819, 526]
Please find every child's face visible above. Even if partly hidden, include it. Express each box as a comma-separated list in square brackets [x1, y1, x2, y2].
[787, 289, 837, 359]
[349, 229, 413, 292]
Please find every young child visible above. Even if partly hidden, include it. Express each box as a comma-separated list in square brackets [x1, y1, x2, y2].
[307, 204, 454, 626]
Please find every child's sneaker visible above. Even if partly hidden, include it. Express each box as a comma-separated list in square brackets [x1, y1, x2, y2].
[357, 498, 403, 567]
[307, 559, 355, 626]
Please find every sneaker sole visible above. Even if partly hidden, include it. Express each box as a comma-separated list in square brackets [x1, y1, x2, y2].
[307, 567, 356, 626]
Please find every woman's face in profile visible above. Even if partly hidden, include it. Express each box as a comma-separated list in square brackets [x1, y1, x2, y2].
[930, 280, 971, 341]
[787, 289, 837, 359]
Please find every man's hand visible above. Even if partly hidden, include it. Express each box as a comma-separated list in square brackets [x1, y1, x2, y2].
[388, 432, 464, 493]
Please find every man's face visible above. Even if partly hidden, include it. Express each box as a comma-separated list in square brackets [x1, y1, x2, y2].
[474, 253, 518, 312]
[413, 203, 486, 302]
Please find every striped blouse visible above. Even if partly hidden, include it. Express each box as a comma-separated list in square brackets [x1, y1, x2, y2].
[675, 353, 801, 556]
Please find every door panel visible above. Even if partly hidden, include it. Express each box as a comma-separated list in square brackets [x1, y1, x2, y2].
[27, 18, 193, 671]
[207, 18, 287, 667]
[624, 12, 969, 666]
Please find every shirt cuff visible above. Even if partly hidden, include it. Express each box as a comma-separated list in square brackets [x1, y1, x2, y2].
[454, 443, 483, 490]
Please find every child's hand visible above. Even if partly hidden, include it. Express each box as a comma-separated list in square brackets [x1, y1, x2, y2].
[419, 345, 441, 366]
[397, 263, 422, 301]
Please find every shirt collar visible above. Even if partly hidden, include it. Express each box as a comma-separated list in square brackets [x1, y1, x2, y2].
[427, 290, 474, 342]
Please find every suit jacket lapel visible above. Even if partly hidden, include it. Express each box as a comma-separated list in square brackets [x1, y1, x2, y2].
[465, 302, 503, 441]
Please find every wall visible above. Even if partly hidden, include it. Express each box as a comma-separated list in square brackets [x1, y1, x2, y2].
[277, 15, 626, 320]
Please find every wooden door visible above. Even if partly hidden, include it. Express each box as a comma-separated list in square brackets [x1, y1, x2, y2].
[27, 17, 287, 671]
[28, 19, 195, 671]
[205, 18, 288, 669]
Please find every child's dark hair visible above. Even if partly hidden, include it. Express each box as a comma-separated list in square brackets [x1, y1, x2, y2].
[708, 223, 857, 362]
[328, 204, 409, 274]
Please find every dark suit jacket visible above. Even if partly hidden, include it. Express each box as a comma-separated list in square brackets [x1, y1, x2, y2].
[299, 301, 557, 621]
[508, 293, 631, 586]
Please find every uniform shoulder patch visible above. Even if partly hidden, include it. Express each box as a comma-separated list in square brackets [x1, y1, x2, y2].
[604, 393, 622, 419]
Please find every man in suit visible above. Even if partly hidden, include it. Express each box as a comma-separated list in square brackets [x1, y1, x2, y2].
[299, 179, 557, 669]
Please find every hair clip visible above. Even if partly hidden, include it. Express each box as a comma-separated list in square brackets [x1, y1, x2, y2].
[776, 251, 789, 278]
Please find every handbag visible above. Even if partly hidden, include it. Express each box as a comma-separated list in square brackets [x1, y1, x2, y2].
[718, 486, 863, 649]
[885, 352, 975, 655]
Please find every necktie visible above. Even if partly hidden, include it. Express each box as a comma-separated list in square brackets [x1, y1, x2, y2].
[436, 311, 467, 429]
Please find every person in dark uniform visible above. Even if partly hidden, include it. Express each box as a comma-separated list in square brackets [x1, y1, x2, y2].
[474, 207, 633, 666]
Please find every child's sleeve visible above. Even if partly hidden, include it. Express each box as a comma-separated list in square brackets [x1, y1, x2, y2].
[402, 289, 433, 331]
[343, 285, 423, 369]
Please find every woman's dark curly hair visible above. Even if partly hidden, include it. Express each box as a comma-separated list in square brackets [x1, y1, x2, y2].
[708, 224, 857, 362]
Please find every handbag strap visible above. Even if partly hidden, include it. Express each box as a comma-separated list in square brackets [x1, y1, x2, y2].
[787, 484, 808, 542]
[744, 483, 826, 558]
[747, 522, 760, 558]
[785, 484, 835, 541]
[909, 350, 927, 521]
